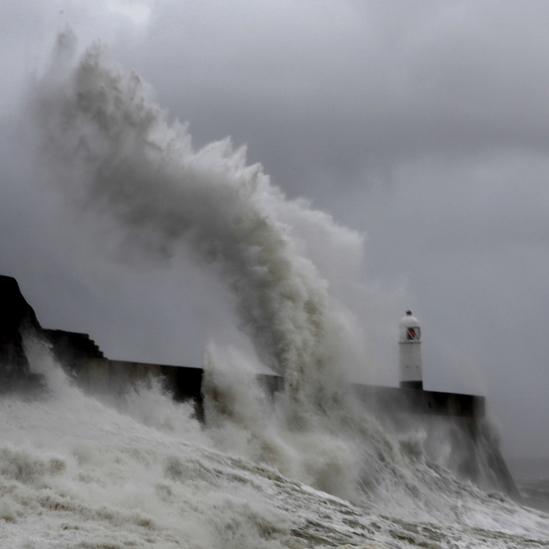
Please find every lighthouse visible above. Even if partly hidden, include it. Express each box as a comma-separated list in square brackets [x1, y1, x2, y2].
[399, 310, 423, 389]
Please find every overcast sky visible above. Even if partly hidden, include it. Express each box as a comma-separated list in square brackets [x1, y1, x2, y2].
[1, 0, 549, 462]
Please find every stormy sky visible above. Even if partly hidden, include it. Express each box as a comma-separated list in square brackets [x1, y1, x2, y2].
[1, 0, 549, 463]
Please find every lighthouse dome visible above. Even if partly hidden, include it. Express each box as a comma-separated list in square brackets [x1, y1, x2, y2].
[399, 310, 421, 343]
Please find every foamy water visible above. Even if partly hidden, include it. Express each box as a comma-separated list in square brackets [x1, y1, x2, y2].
[0, 340, 548, 548]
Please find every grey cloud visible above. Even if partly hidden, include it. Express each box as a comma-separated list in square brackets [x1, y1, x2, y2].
[116, 1, 549, 169]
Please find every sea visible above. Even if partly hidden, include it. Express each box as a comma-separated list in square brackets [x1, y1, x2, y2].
[1, 339, 549, 548]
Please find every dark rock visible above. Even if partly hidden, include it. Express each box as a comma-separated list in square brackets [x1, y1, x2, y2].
[0, 275, 43, 391]
[44, 329, 104, 364]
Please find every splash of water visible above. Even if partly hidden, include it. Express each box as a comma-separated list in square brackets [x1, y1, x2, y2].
[0, 339, 546, 548]
[28, 31, 410, 507]
[34, 31, 363, 413]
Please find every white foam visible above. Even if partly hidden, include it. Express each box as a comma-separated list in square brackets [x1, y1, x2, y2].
[0, 343, 546, 548]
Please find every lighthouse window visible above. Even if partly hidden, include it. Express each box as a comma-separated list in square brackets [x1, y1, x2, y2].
[406, 327, 420, 341]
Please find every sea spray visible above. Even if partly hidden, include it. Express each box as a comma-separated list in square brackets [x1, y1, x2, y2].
[202, 342, 363, 499]
[4, 342, 548, 548]
[31, 33, 442, 507]
[33, 31, 356, 418]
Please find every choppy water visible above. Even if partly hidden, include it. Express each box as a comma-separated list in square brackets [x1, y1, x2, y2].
[1, 341, 548, 548]
[518, 481, 549, 514]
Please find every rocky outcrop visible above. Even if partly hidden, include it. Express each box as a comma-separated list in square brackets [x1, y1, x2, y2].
[0, 275, 107, 391]
[0, 275, 43, 390]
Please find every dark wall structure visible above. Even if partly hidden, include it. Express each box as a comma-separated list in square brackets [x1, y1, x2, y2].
[0, 274, 517, 497]
[0, 276, 43, 392]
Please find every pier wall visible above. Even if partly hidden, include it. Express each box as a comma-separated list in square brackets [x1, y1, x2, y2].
[0, 274, 517, 497]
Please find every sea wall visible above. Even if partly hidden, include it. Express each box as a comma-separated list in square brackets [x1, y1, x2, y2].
[0, 274, 517, 497]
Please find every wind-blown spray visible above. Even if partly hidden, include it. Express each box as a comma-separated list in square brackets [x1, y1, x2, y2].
[34, 32, 357, 412]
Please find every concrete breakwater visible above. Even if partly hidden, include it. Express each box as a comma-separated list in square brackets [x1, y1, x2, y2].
[0, 274, 517, 496]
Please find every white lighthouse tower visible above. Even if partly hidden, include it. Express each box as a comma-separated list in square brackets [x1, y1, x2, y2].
[399, 310, 423, 389]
